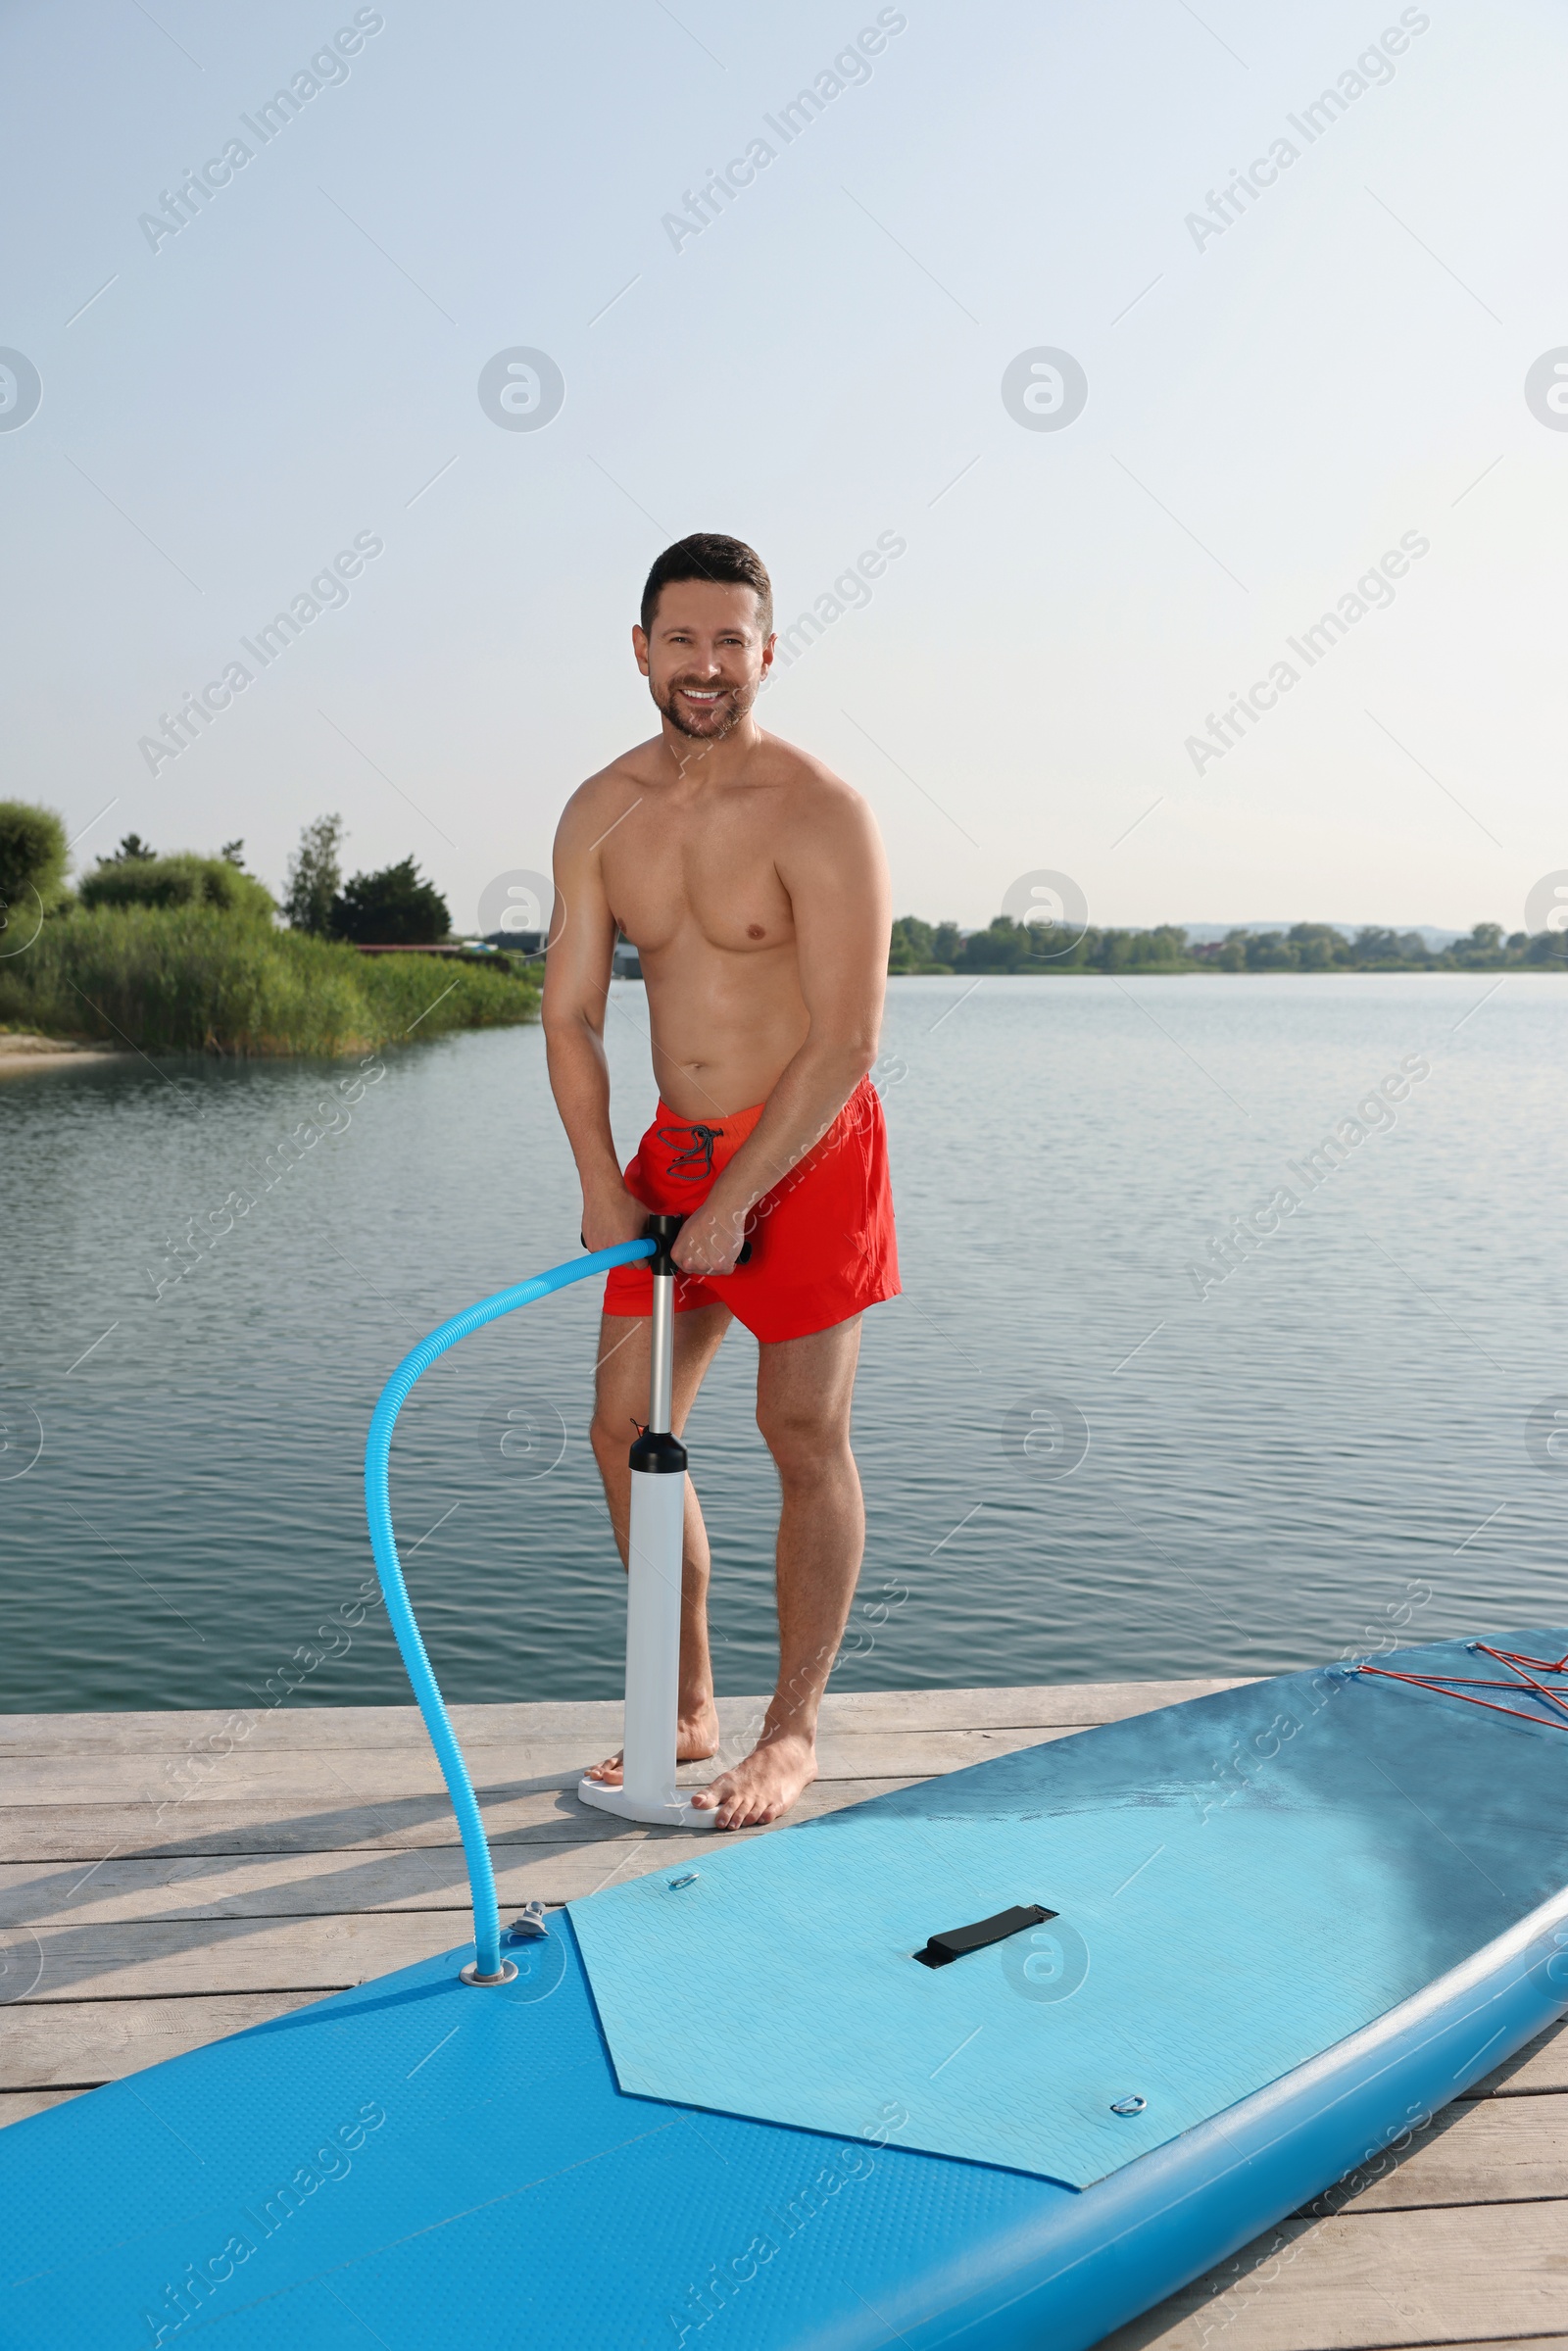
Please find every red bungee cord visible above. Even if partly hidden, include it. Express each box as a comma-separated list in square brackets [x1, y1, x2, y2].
[1357, 1642, 1568, 1733]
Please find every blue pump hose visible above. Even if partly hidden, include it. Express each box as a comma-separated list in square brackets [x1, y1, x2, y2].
[364, 1238, 655, 1981]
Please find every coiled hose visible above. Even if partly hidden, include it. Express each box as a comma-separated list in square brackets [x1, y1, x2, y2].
[364, 1238, 655, 1981]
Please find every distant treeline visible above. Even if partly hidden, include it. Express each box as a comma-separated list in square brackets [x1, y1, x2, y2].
[889, 917, 1568, 975]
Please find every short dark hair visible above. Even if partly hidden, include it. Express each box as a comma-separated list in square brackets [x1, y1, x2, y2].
[640, 533, 772, 637]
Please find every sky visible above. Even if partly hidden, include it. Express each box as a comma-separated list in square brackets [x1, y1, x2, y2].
[2, 0, 1565, 935]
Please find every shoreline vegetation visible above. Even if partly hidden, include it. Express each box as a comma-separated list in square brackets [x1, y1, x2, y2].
[889, 915, 1568, 976]
[0, 805, 539, 1057]
[0, 906, 539, 1055]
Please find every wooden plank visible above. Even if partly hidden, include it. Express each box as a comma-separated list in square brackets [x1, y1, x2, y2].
[0, 1723, 1077, 1806]
[2, 1993, 323, 2090]
[0, 1704, 567, 1756]
[1321, 2091, 1568, 2210]
[0, 1839, 758, 1926]
[0, 1681, 1243, 1756]
[1099, 2200, 1568, 2351]
[20, 1910, 473, 2000]
[0, 1777, 917, 1862]
[1464, 2017, 1568, 2099]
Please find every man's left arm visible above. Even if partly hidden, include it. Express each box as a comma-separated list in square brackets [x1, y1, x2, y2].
[673, 784, 891, 1278]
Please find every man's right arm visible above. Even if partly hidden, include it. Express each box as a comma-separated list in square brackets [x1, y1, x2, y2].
[541, 782, 647, 1251]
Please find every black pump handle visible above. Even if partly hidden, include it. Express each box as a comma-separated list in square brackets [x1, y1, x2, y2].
[579, 1212, 752, 1268]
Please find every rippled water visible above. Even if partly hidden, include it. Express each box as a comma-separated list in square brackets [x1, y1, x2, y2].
[4, 975, 1563, 1715]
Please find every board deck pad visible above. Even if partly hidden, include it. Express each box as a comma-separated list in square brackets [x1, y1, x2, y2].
[569, 1632, 1568, 2186]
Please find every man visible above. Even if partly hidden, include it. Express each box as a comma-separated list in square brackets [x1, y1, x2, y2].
[543, 532, 898, 1829]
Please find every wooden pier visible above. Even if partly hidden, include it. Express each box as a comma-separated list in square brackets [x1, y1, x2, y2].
[3, 1680, 1563, 2350]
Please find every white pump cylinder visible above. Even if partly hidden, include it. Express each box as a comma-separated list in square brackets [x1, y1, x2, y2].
[578, 1223, 718, 1831]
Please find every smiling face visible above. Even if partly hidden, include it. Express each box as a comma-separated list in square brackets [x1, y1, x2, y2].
[633, 579, 774, 742]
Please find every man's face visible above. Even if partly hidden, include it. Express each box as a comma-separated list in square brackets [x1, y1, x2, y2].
[633, 580, 774, 741]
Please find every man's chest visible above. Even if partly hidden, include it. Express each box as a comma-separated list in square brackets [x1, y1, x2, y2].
[602, 807, 795, 954]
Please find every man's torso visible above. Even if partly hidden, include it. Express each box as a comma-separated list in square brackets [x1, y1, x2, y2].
[587, 732, 838, 1117]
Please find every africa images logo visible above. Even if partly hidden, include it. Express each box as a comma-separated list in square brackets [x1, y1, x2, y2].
[1525, 350, 1568, 430]
[136, 12, 386, 254]
[659, 11, 909, 255]
[477, 349, 565, 432]
[136, 533, 385, 774]
[1000, 350, 1088, 432]
[0, 350, 42, 432]
[1182, 10, 1433, 255]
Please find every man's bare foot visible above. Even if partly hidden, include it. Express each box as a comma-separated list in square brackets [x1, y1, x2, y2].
[691, 1729, 817, 1829]
[583, 1699, 720, 1786]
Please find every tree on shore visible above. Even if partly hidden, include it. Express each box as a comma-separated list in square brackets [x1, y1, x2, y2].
[0, 800, 70, 940]
[331, 857, 450, 946]
[889, 915, 964, 971]
[283, 814, 344, 935]
[97, 833, 157, 866]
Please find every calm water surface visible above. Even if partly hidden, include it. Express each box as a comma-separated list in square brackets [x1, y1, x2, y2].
[3, 976, 1563, 1714]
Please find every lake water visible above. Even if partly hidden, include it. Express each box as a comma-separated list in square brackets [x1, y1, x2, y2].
[4, 976, 1564, 1716]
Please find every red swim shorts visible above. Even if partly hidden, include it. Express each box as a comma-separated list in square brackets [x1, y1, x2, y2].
[602, 1077, 900, 1343]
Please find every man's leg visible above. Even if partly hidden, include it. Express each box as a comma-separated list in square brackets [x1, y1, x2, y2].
[584, 1301, 732, 1784]
[693, 1314, 865, 1828]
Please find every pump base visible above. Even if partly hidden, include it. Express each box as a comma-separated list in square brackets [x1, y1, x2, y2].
[576, 1775, 720, 1830]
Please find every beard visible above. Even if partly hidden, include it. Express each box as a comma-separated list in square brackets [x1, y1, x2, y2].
[654, 674, 753, 740]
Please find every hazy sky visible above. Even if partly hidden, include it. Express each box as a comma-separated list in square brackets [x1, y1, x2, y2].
[3, 0, 1564, 933]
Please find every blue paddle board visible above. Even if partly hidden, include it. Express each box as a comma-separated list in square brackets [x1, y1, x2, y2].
[4, 1630, 1566, 2349]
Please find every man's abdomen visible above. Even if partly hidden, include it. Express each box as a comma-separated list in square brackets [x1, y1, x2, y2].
[636, 949, 809, 1120]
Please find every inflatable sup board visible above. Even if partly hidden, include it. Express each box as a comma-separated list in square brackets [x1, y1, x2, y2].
[5, 1241, 1565, 2349]
[4, 1631, 1567, 2349]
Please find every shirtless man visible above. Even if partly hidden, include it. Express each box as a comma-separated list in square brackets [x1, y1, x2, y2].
[543, 533, 899, 1829]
